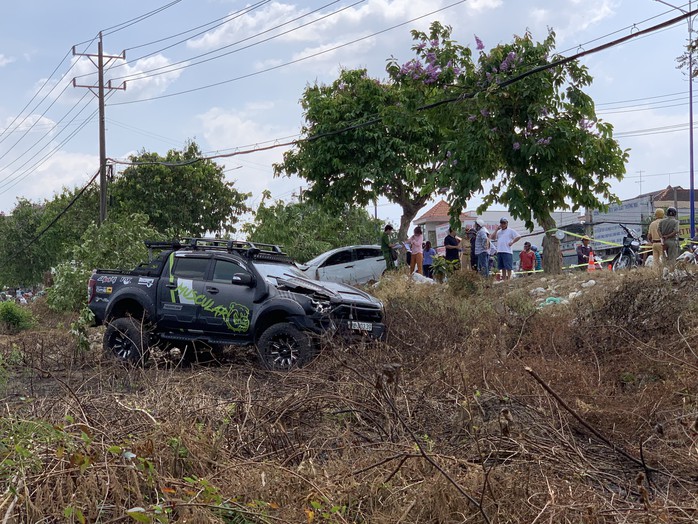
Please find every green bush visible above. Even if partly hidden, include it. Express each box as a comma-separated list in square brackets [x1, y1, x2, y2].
[0, 301, 34, 332]
[47, 213, 166, 312]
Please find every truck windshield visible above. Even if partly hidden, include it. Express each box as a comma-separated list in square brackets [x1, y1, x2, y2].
[255, 262, 305, 282]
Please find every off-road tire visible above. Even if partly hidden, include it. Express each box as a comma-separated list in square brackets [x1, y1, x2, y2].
[257, 323, 316, 371]
[104, 317, 151, 365]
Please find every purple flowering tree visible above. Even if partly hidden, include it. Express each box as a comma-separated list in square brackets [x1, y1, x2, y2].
[274, 24, 471, 239]
[409, 25, 628, 273]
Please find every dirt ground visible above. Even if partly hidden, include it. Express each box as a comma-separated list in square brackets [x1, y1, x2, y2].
[0, 266, 697, 523]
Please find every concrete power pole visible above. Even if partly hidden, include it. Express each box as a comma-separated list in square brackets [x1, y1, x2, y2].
[72, 32, 125, 225]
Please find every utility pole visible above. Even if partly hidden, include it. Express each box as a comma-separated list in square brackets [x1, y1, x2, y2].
[636, 169, 644, 195]
[72, 32, 126, 225]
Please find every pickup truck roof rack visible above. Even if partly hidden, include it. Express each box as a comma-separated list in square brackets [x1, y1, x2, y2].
[144, 238, 288, 260]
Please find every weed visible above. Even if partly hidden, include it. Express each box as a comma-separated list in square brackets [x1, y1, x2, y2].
[0, 301, 33, 333]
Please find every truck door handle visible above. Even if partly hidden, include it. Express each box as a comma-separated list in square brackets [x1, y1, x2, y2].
[206, 286, 220, 294]
[345, 265, 354, 268]
[165, 283, 177, 289]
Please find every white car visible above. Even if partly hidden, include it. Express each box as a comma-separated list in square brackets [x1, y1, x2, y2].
[298, 245, 387, 285]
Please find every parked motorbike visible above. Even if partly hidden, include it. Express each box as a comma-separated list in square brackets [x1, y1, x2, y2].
[677, 241, 698, 264]
[610, 224, 643, 271]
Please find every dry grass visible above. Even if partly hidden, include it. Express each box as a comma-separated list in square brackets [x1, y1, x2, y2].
[0, 268, 697, 523]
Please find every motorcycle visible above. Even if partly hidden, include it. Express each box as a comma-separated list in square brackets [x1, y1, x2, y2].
[677, 241, 698, 264]
[610, 223, 643, 271]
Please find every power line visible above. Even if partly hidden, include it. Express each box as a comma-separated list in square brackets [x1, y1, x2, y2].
[110, 0, 467, 106]
[108, 0, 366, 84]
[75, 0, 275, 82]
[72, 0, 185, 47]
[23, 169, 100, 250]
[558, 2, 690, 55]
[0, 103, 99, 195]
[596, 90, 685, 107]
[0, 50, 73, 145]
[109, 8, 698, 166]
[0, 35, 99, 150]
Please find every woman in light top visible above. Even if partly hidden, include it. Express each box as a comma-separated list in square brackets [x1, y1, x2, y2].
[408, 226, 424, 274]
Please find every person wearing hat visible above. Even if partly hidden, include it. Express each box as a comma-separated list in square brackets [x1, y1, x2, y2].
[380, 224, 398, 271]
[659, 207, 680, 267]
[576, 236, 592, 270]
[490, 217, 521, 280]
[647, 208, 665, 265]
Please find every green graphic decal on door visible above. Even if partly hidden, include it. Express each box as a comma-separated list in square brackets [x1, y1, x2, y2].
[175, 282, 250, 333]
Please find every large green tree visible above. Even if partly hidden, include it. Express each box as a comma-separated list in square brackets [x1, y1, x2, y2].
[274, 65, 458, 239]
[391, 23, 627, 272]
[0, 200, 50, 287]
[111, 141, 250, 237]
[243, 193, 383, 262]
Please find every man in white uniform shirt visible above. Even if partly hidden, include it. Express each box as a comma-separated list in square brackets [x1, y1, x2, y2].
[490, 217, 521, 280]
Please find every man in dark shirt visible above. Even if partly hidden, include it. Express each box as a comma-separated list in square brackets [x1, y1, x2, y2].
[444, 227, 461, 268]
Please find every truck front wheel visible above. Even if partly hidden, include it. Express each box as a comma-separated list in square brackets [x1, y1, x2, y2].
[257, 323, 316, 371]
[104, 317, 151, 365]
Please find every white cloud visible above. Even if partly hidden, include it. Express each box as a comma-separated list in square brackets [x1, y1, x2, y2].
[36, 54, 184, 105]
[0, 54, 14, 67]
[0, 150, 97, 212]
[197, 105, 302, 203]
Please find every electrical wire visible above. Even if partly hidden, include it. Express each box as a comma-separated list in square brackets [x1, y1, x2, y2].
[0, 46, 127, 188]
[72, 0, 184, 47]
[0, 101, 99, 194]
[108, 0, 364, 83]
[110, 0, 467, 106]
[124, 0, 272, 53]
[0, 35, 99, 150]
[557, 2, 690, 55]
[0, 49, 73, 145]
[23, 169, 100, 250]
[16, 4, 698, 239]
[108, 8, 698, 167]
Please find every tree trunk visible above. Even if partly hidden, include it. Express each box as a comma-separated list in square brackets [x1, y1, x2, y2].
[540, 215, 562, 274]
[397, 199, 427, 240]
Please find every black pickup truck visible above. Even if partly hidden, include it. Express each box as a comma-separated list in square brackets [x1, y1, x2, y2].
[88, 239, 386, 370]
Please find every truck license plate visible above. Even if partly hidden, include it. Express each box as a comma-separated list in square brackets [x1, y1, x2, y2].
[350, 321, 373, 331]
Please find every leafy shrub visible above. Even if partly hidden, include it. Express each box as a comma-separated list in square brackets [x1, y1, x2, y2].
[48, 214, 166, 312]
[0, 301, 34, 332]
[448, 270, 483, 296]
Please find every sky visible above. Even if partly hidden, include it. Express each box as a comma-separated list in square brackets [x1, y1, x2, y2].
[1, 0, 697, 232]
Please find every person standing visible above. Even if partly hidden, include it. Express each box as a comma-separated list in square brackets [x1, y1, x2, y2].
[408, 226, 424, 274]
[444, 227, 461, 269]
[647, 208, 665, 265]
[473, 218, 490, 277]
[519, 242, 536, 275]
[467, 228, 477, 270]
[380, 225, 397, 271]
[422, 241, 436, 278]
[659, 207, 680, 267]
[576, 236, 592, 270]
[490, 218, 521, 280]
[531, 245, 543, 271]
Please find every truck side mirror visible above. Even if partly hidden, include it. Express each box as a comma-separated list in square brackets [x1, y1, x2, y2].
[231, 273, 254, 287]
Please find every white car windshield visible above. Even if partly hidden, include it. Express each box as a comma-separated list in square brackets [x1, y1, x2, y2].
[255, 262, 305, 282]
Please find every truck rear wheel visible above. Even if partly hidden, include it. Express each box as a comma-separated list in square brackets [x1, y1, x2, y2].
[104, 317, 151, 365]
[257, 323, 316, 371]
